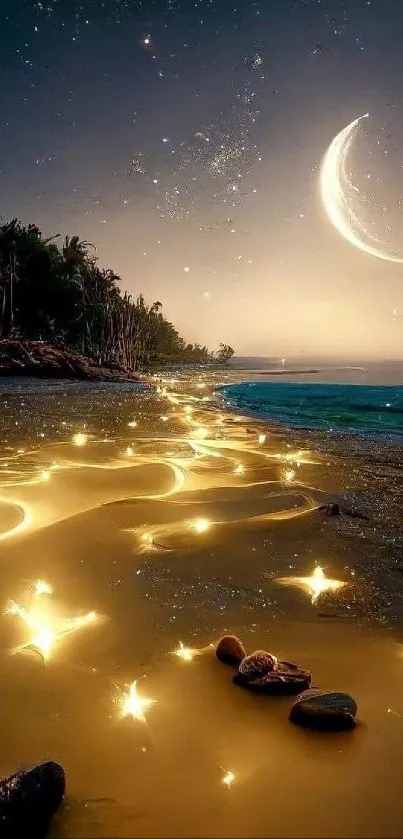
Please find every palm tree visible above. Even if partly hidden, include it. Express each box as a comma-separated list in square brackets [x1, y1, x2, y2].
[0, 216, 227, 371]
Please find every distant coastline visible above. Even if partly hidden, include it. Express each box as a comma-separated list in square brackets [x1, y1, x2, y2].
[0, 339, 233, 382]
[235, 368, 320, 376]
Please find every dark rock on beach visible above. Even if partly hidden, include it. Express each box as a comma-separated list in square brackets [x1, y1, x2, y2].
[215, 634, 246, 666]
[318, 501, 369, 521]
[318, 502, 340, 516]
[289, 689, 357, 731]
[0, 760, 65, 837]
[0, 339, 142, 382]
[233, 651, 311, 695]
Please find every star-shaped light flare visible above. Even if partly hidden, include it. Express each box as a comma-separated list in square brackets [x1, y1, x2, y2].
[119, 679, 156, 723]
[6, 581, 97, 661]
[276, 565, 346, 605]
[173, 641, 200, 662]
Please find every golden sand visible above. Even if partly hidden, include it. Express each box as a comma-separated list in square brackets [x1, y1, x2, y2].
[0, 373, 401, 837]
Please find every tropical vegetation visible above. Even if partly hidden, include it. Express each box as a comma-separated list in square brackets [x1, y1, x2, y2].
[0, 219, 234, 370]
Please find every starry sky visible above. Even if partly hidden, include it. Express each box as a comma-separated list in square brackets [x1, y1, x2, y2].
[2, 0, 403, 360]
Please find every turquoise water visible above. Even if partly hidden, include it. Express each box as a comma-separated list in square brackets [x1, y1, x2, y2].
[220, 381, 403, 434]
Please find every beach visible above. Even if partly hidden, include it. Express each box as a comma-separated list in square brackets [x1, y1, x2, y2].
[0, 371, 402, 837]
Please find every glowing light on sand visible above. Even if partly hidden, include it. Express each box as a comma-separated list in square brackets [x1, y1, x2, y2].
[41, 470, 51, 481]
[141, 532, 155, 550]
[6, 587, 98, 662]
[73, 432, 87, 447]
[191, 518, 211, 534]
[193, 426, 208, 439]
[221, 769, 235, 788]
[320, 113, 403, 263]
[34, 580, 53, 597]
[234, 463, 244, 474]
[75, 610, 97, 626]
[184, 406, 194, 414]
[160, 415, 169, 422]
[258, 433, 266, 445]
[125, 446, 134, 457]
[128, 420, 137, 428]
[284, 468, 296, 484]
[277, 565, 346, 605]
[388, 707, 402, 718]
[120, 680, 156, 723]
[285, 451, 300, 463]
[30, 625, 55, 661]
[174, 641, 198, 662]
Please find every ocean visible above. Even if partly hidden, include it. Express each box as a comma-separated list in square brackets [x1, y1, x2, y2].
[219, 380, 403, 434]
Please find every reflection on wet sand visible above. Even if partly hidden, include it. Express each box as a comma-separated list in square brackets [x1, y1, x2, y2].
[0, 385, 324, 546]
[0, 375, 401, 837]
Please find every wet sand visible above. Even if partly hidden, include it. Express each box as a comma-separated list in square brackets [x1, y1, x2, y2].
[0, 373, 402, 837]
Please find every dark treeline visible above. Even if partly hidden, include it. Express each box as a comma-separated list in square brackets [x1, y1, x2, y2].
[0, 219, 234, 370]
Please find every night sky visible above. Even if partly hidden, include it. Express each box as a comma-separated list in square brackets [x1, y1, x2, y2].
[2, 0, 403, 360]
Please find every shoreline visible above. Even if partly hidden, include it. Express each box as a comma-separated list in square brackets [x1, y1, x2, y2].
[217, 379, 403, 441]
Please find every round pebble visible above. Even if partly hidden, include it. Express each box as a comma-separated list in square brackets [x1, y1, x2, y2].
[234, 652, 311, 695]
[215, 634, 246, 666]
[289, 689, 357, 731]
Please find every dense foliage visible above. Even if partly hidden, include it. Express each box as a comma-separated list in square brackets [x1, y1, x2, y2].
[0, 219, 234, 370]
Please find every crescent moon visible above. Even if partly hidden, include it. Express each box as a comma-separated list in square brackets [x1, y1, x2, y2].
[320, 113, 403, 263]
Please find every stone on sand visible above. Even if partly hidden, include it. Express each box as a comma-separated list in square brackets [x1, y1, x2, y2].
[233, 651, 311, 695]
[216, 634, 246, 666]
[318, 502, 340, 516]
[0, 760, 65, 836]
[289, 689, 357, 730]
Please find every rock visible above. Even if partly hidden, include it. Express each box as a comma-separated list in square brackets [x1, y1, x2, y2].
[318, 503, 340, 517]
[289, 689, 357, 731]
[215, 635, 246, 666]
[318, 502, 369, 521]
[340, 505, 369, 521]
[234, 651, 311, 695]
[236, 650, 277, 678]
[0, 760, 65, 836]
[0, 339, 142, 382]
